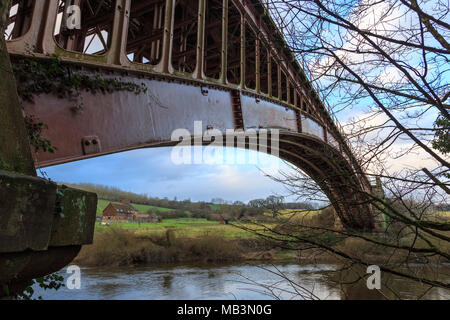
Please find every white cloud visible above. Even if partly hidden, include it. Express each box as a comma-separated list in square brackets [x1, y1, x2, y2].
[341, 110, 444, 175]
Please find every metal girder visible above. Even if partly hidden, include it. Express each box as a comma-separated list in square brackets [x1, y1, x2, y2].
[13, 61, 374, 229]
[5, 0, 374, 229]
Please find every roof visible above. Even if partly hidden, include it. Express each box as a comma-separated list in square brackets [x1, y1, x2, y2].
[107, 202, 138, 214]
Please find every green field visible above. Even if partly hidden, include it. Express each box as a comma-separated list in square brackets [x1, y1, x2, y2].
[95, 196, 273, 239]
[96, 199, 176, 216]
[95, 202, 305, 240]
[95, 218, 272, 240]
[96, 199, 450, 241]
[435, 211, 450, 218]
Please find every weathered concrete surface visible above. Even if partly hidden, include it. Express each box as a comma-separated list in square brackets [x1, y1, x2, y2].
[0, 246, 81, 296]
[49, 186, 97, 247]
[0, 170, 57, 253]
[0, 175, 97, 284]
[0, 0, 35, 176]
[0, 251, 29, 291]
[0, 177, 97, 297]
[0, 2, 98, 298]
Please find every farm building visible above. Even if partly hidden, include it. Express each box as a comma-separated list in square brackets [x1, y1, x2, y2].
[102, 201, 138, 223]
[102, 200, 160, 223]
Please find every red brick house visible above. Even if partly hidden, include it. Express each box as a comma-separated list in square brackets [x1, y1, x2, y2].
[102, 201, 138, 223]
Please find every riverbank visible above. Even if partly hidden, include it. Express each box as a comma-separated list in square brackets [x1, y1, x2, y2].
[74, 226, 450, 267]
[73, 225, 430, 267]
[74, 227, 298, 266]
[74, 210, 450, 267]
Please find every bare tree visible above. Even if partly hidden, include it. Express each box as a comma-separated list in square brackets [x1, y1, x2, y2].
[264, 195, 286, 218]
[237, 0, 450, 299]
[249, 195, 285, 218]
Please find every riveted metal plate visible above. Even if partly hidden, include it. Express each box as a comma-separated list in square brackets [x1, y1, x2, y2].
[82, 136, 101, 155]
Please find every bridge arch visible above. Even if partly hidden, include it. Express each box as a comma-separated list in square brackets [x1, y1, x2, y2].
[213, 131, 374, 230]
[6, 0, 375, 230]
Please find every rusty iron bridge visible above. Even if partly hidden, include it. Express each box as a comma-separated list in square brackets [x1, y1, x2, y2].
[5, 0, 375, 230]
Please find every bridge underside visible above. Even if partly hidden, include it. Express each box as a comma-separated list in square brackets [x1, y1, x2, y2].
[20, 62, 375, 230]
[0, 0, 377, 298]
[5, 0, 375, 230]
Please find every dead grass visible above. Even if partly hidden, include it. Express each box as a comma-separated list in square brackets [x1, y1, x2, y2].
[74, 227, 247, 266]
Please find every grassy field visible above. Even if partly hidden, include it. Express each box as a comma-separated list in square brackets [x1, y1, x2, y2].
[95, 200, 268, 239]
[131, 203, 174, 212]
[96, 199, 176, 216]
[95, 218, 274, 240]
[278, 209, 319, 217]
[209, 204, 220, 210]
[434, 211, 450, 219]
[80, 203, 450, 267]
[95, 199, 450, 240]
[95, 204, 302, 239]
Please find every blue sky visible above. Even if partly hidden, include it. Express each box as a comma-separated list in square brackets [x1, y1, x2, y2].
[39, 147, 298, 203]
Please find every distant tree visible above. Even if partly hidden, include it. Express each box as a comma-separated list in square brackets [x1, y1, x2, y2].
[241, 206, 265, 218]
[248, 196, 286, 218]
[217, 205, 234, 223]
[211, 197, 226, 205]
[206, 213, 223, 222]
[284, 202, 315, 210]
[264, 195, 285, 218]
[248, 198, 265, 208]
[191, 210, 207, 219]
[155, 209, 187, 220]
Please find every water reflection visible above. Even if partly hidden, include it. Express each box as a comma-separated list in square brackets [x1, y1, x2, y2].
[162, 274, 173, 291]
[34, 263, 450, 300]
[325, 264, 450, 300]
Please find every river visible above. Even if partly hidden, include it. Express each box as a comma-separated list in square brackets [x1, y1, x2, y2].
[34, 263, 450, 300]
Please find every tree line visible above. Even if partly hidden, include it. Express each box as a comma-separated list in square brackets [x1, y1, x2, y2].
[66, 183, 321, 222]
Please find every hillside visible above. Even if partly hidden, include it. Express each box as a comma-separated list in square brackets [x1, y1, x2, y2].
[96, 199, 174, 216]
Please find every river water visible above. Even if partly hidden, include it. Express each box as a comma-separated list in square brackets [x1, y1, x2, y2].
[34, 263, 450, 300]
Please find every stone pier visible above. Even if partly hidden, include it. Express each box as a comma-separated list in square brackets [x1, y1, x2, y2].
[0, 0, 97, 298]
